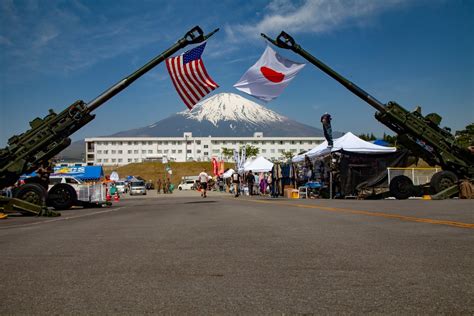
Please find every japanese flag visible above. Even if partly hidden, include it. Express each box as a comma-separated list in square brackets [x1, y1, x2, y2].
[233, 46, 305, 102]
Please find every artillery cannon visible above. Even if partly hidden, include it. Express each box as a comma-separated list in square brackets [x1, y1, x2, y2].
[262, 31, 473, 199]
[0, 26, 219, 216]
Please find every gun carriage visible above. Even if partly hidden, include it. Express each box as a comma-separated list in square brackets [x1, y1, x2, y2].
[0, 26, 219, 215]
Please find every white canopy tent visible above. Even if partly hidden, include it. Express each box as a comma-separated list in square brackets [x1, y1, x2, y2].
[293, 132, 396, 163]
[222, 168, 235, 179]
[244, 156, 274, 172]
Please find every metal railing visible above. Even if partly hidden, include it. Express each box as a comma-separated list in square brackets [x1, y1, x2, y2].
[387, 167, 440, 186]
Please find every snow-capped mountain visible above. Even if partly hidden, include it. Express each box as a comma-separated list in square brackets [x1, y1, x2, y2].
[111, 93, 325, 137]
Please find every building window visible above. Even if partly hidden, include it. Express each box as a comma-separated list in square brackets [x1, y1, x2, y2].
[270, 149, 275, 153]
[104, 158, 109, 163]
[134, 158, 138, 162]
[134, 150, 138, 154]
[148, 150, 153, 154]
[172, 150, 176, 154]
[111, 150, 116, 154]
[187, 149, 192, 153]
[204, 152, 209, 156]
[111, 142, 116, 145]
[178, 150, 182, 153]
[164, 141, 168, 145]
[186, 141, 192, 145]
[97, 159, 102, 163]
[111, 159, 116, 163]
[212, 149, 219, 154]
[128, 158, 132, 162]
[104, 150, 108, 154]
[262, 149, 266, 153]
[157, 150, 162, 154]
[204, 145, 208, 148]
[148, 141, 152, 145]
[128, 142, 132, 145]
[172, 141, 176, 145]
[196, 140, 201, 145]
[142, 150, 146, 154]
[134, 141, 138, 145]
[97, 150, 102, 154]
[128, 150, 132, 154]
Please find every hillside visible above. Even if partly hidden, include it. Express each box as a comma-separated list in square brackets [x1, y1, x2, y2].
[103, 161, 234, 186]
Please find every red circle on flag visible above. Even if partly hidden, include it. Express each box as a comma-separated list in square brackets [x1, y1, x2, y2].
[260, 66, 285, 83]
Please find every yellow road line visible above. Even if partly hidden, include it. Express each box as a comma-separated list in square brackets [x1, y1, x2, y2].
[247, 199, 474, 229]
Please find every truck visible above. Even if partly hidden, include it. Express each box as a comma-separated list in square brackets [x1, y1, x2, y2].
[262, 31, 473, 199]
[0, 26, 219, 216]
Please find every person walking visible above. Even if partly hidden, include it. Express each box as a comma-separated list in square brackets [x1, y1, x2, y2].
[198, 169, 209, 198]
[232, 171, 240, 197]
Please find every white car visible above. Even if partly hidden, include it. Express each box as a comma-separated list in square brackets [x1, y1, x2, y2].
[115, 181, 127, 194]
[49, 176, 83, 193]
[178, 179, 197, 190]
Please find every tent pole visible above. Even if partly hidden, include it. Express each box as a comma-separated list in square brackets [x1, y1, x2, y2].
[329, 171, 333, 199]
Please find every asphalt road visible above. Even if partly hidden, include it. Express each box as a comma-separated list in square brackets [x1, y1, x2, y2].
[1, 191, 473, 314]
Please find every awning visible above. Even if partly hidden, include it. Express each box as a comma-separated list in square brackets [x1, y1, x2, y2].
[244, 156, 273, 172]
[293, 132, 396, 162]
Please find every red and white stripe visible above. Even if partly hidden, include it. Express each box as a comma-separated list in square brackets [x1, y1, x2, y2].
[166, 56, 218, 110]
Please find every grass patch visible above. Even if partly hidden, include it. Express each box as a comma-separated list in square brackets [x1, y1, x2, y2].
[103, 161, 233, 185]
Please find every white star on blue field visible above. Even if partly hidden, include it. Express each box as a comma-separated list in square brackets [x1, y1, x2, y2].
[1, 0, 473, 147]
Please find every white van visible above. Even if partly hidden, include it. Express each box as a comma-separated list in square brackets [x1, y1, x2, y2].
[178, 179, 197, 190]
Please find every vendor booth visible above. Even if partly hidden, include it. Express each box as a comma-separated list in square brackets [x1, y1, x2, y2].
[293, 132, 408, 198]
[244, 156, 273, 173]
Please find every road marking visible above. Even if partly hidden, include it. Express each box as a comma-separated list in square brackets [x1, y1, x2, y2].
[245, 199, 474, 229]
[0, 207, 126, 230]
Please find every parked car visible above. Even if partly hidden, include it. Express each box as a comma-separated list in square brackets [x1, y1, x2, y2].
[178, 179, 197, 190]
[49, 175, 83, 193]
[115, 181, 127, 194]
[130, 181, 147, 195]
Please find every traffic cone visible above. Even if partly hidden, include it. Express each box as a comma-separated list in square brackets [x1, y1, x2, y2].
[114, 192, 120, 201]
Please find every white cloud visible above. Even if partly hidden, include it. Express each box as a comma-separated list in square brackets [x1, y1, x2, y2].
[226, 0, 407, 41]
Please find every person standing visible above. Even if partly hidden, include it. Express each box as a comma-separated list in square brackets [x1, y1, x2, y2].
[321, 112, 333, 147]
[232, 171, 240, 197]
[247, 170, 255, 195]
[156, 178, 162, 194]
[198, 169, 209, 198]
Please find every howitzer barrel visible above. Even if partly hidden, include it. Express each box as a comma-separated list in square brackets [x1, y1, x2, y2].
[261, 31, 386, 113]
[87, 26, 219, 112]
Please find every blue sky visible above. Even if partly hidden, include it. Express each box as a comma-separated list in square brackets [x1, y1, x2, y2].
[1, 0, 473, 147]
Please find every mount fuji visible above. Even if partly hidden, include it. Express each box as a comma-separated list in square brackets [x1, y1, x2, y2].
[111, 93, 324, 137]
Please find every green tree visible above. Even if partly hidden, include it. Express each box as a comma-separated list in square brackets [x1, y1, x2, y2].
[221, 145, 260, 160]
[221, 147, 234, 160]
[455, 123, 474, 148]
[243, 144, 259, 158]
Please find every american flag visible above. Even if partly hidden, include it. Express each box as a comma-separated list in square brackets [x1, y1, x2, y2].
[166, 42, 218, 109]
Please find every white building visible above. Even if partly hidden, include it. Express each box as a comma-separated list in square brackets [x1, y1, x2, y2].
[85, 132, 324, 166]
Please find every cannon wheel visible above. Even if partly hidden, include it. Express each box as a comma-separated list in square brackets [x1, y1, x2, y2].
[14, 183, 47, 207]
[430, 171, 458, 194]
[47, 183, 77, 210]
[389, 175, 414, 200]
